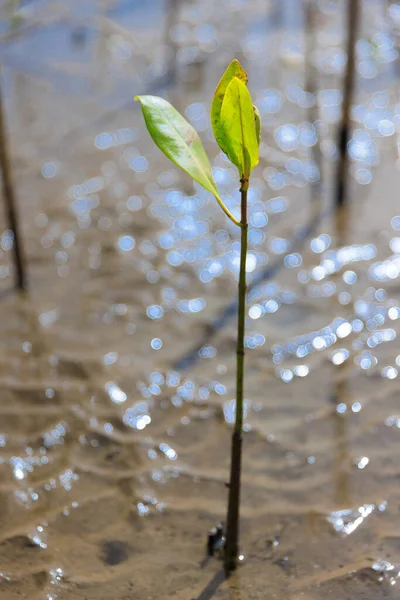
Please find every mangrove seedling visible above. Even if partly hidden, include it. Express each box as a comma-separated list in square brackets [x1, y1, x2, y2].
[135, 58, 260, 572]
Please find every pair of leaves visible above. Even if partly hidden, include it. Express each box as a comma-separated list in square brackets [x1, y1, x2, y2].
[135, 59, 260, 226]
[211, 60, 259, 178]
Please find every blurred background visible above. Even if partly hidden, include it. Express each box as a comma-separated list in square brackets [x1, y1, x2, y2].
[1, 1, 400, 599]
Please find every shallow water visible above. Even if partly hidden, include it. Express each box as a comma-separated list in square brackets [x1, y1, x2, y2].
[1, 0, 400, 598]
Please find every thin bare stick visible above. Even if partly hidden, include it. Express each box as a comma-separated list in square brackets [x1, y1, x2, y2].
[305, 0, 323, 203]
[334, 0, 359, 208]
[0, 67, 26, 290]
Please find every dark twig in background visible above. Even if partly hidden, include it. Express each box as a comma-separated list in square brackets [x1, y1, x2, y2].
[0, 66, 26, 290]
[334, 0, 360, 208]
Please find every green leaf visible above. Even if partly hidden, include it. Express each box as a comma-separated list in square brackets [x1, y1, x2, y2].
[135, 95, 240, 226]
[253, 105, 261, 147]
[219, 77, 259, 177]
[211, 59, 247, 157]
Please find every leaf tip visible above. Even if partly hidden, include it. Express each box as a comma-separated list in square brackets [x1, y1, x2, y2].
[230, 58, 244, 69]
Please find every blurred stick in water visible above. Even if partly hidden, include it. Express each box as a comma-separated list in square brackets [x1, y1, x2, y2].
[334, 0, 359, 209]
[305, 0, 323, 206]
[0, 66, 26, 290]
[164, 0, 180, 84]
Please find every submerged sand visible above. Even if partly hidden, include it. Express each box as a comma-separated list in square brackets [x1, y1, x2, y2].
[1, 0, 400, 598]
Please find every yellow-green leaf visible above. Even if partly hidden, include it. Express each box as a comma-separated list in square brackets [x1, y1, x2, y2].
[253, 105, 261, 147]
[211, 59, 247, 157]
[135, 95, 240, 226]
[220, 77, 259, 177]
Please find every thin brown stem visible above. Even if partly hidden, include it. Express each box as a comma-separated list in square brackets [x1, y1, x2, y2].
[224, 185, 248, 572]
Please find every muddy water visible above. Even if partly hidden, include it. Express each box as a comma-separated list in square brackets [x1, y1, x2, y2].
[1, 0, 400, 598]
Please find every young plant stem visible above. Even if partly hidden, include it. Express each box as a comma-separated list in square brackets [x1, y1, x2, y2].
[0, 70, 26, 290]
[224, 184, 248, 572]
[335, 0, 359, 208]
